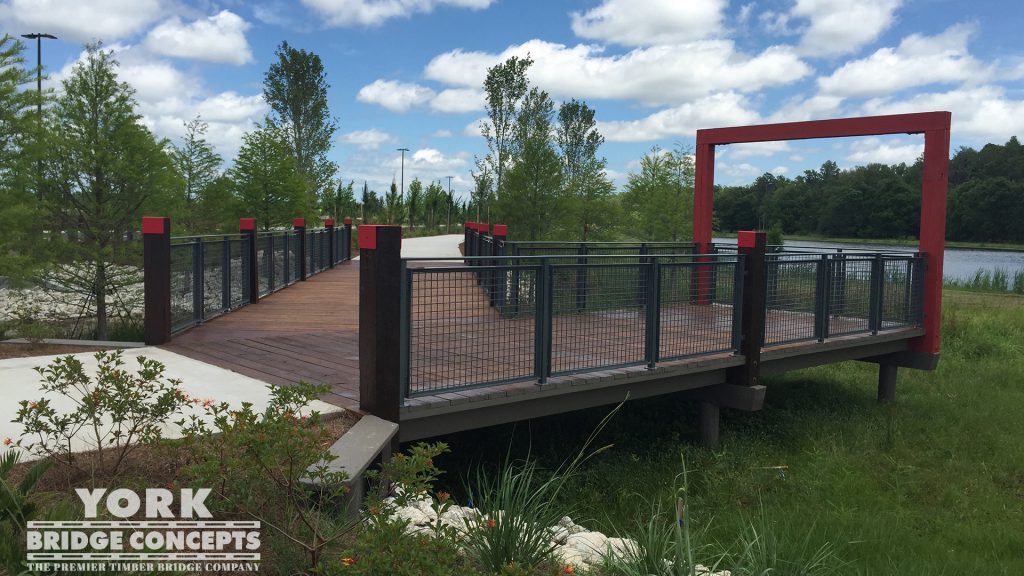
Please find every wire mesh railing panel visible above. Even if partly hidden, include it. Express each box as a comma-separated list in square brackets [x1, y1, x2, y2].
[550, 263, 647, 374]
[764, 254, 820, 345]
[170, 243, 195, 331]
[273, 234, 287, 288]
[201, 240, 226, 318]
[230, 237, 247, 309]
[258, 235, 272, 296]
[407, 266, 539, 395]
[659, 261, 739, 360]
[881, 256, 924, 329]
[827, 256, 873, 337]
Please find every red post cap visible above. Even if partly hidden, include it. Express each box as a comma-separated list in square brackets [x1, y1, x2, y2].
[492, 224, 508, 236]
[343, 217, 353, 225]
[358, 224, 402, 250]
[239, 218, 256, 231]
[142, 216, 169, 235]
[293, 218, 306, 227]
[324, 217, 334, 227]
[737, 230, 765, 249]
[477, 222, 490, 233]
[465, 221, 474, 229]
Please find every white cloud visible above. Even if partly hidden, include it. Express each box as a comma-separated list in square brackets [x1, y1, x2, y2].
[719, 162, 764, 180]
[301, 0, 492, 27]
[357, 79, 435, 112]
[817, 25, 990, 98]
[768, 94, 845, 123]
[724, 141, 792, 160]
[770, 165, 788, 175]
[570, 0, 726, 46]
[432, 129, 454, 138]
[861, 86, 1024, 142]
[790, 0, 902, 57]
[340, 128, 397, 150]
[599, 92, 760, 142]
[0, 0, 163, 42]
[144, 10, 253, 65]
[424, 39, 810, 107]
[430, 88, 485, 113]
[339, 147, 474, 202]
[847, 137, 923, 165]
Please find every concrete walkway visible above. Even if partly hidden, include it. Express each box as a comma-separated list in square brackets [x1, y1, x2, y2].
[0, 347, 340, 459]
[401, 234, 463, 258]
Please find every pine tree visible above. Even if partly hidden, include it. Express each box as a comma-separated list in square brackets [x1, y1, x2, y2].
[172, 116, 222, 232]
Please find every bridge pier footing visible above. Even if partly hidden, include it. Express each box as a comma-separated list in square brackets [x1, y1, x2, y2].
[878, 364, 898, 403]
[700, 402, 720, 450]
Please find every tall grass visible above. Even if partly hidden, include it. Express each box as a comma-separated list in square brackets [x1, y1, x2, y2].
[945, 267, 1024, 293]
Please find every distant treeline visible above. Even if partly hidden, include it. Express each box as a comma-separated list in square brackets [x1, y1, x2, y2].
[714, 137, 1024, 244]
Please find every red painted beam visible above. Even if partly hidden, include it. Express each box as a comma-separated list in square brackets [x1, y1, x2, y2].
[697, 112, 951, 146]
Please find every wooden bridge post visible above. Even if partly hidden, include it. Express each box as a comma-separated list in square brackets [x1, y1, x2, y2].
[143, 217, 171, 345]
[359, 225, 403, 423]
[343, 217, 353, 261]
[733, 230, 767, 387]
[325, 218, 336, 267]
[240, 218, 259, 304]
[294, 218, 306, 280]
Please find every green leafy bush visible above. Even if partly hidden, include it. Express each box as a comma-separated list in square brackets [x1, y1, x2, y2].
[14, 350, 187, 480]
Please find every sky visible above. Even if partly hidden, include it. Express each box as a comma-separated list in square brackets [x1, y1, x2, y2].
[3, 0, 1023, 202]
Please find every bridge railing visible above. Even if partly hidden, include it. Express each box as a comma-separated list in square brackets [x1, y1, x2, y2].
[399, 252, 745, 398]
[144, 216, 354, 344]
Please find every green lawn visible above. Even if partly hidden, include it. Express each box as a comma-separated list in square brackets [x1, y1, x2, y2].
[433, 289, 1024, 574]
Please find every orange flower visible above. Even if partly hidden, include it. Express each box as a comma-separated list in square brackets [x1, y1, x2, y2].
[368, 504, 380, 515]
[437, 491, 450, 503]
[486, 518, 496, 529]
[425, 458, 433, 467]
[201, 399, 213, 408]
[562, 565, 574, 574]
[2, 438, 12, 446]
[341, 556, 356, 566]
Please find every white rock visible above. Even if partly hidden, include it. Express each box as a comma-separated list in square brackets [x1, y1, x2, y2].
[564, 531, 610, 565]
[552, 546, 588, 570]
[391, 506, 430, 527]
[605, 537, 639, 559]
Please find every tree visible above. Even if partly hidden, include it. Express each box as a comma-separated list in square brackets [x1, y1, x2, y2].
[497, 87, 562, 241]
[46, 43, 178, 339]
[0, 34, 43, 281]
[229, 125, 309, 230]
[621, 146, 692, 241]
[263, 41, 338, 204]
[425, 180, 446, 229]
[479, 55, 533, 202]
[556, 99, 616, 240]
[407, 177, 423, 228]
[172, 116, 222, 232]
[321, 179, 357, 221]
[470, 162, 494, 222]
[383, 179, 404, 224]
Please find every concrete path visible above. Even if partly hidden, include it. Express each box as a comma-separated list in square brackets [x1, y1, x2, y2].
[401, 234, 463, 258]
[0, 347, 340, 459]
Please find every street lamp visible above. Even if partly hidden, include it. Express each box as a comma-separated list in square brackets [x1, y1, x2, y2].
[21, 33, 57, 117]
[396, 147, 409, 201]
[21, 32, 56, 201]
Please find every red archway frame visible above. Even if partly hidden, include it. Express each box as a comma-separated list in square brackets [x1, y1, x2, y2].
[693, 111, 951, 355]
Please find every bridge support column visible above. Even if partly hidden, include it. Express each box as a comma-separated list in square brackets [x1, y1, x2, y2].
[359, 225, 403, 424]
[878, 364, 898, 403]
[143, 217, 171, 345]
[699, 402, 720, 450]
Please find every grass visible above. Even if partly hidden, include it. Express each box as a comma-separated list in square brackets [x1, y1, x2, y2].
[945, 267, 1024, 294]
[431, 289, 1024, 575]
[715, 231, 1024, 252]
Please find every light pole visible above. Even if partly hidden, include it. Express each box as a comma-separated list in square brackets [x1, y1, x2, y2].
[397, 147, 409, 201]
[446, 176, 453, 233]
[21, 33, 56, 200]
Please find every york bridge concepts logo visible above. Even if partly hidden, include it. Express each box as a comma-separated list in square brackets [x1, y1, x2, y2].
[27, 488, 261, 573]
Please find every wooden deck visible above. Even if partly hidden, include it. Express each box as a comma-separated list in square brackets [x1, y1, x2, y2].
[163, 259, 924, 439]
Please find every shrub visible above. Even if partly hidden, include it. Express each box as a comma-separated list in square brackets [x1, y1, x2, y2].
[14, 351, 187, 480]
[179, 382, 351, 571]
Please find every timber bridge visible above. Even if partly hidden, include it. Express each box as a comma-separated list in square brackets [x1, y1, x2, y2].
[140, 112, 951, 447]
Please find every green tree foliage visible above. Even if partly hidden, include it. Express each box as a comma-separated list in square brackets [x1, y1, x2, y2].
[556, 99, 617, 240]
[383, 180, 405, 224]
[498, 88, 562, 241]
[480, 55, 533, 201]
[263, 41, 338, 204]
[470, 164, 494, 222]
[0, 34, 43, 281]
[172, 116, 222, 232]
[425, 180, 446, 229]
[46, 43, 177, 339]
[621, 146, 693, 241]
[321, 179, 357, 222]
[407, 177, 423, 228]
[229, 125, 309, 229]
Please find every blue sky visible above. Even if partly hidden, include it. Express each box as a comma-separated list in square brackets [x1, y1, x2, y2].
[3, 0, 1023, 202]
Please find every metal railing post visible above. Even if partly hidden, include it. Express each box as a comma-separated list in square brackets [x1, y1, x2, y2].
[645, 258, 661, 369]
[731, 255, 745, 352]
[399, 260, 411, 398]
[343, 217, 353, 261]
[142, 217, 171, 345]
[221, 235, 230, 311]
[637, 242, 649, 306]
[192, 237, 203, 324]
[326, 218, 336, 268]
[535, 258, 552, 383]
[283, 232, 291, 284]
[576, 244, 588, 312]
[268, 234, 276, 292]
